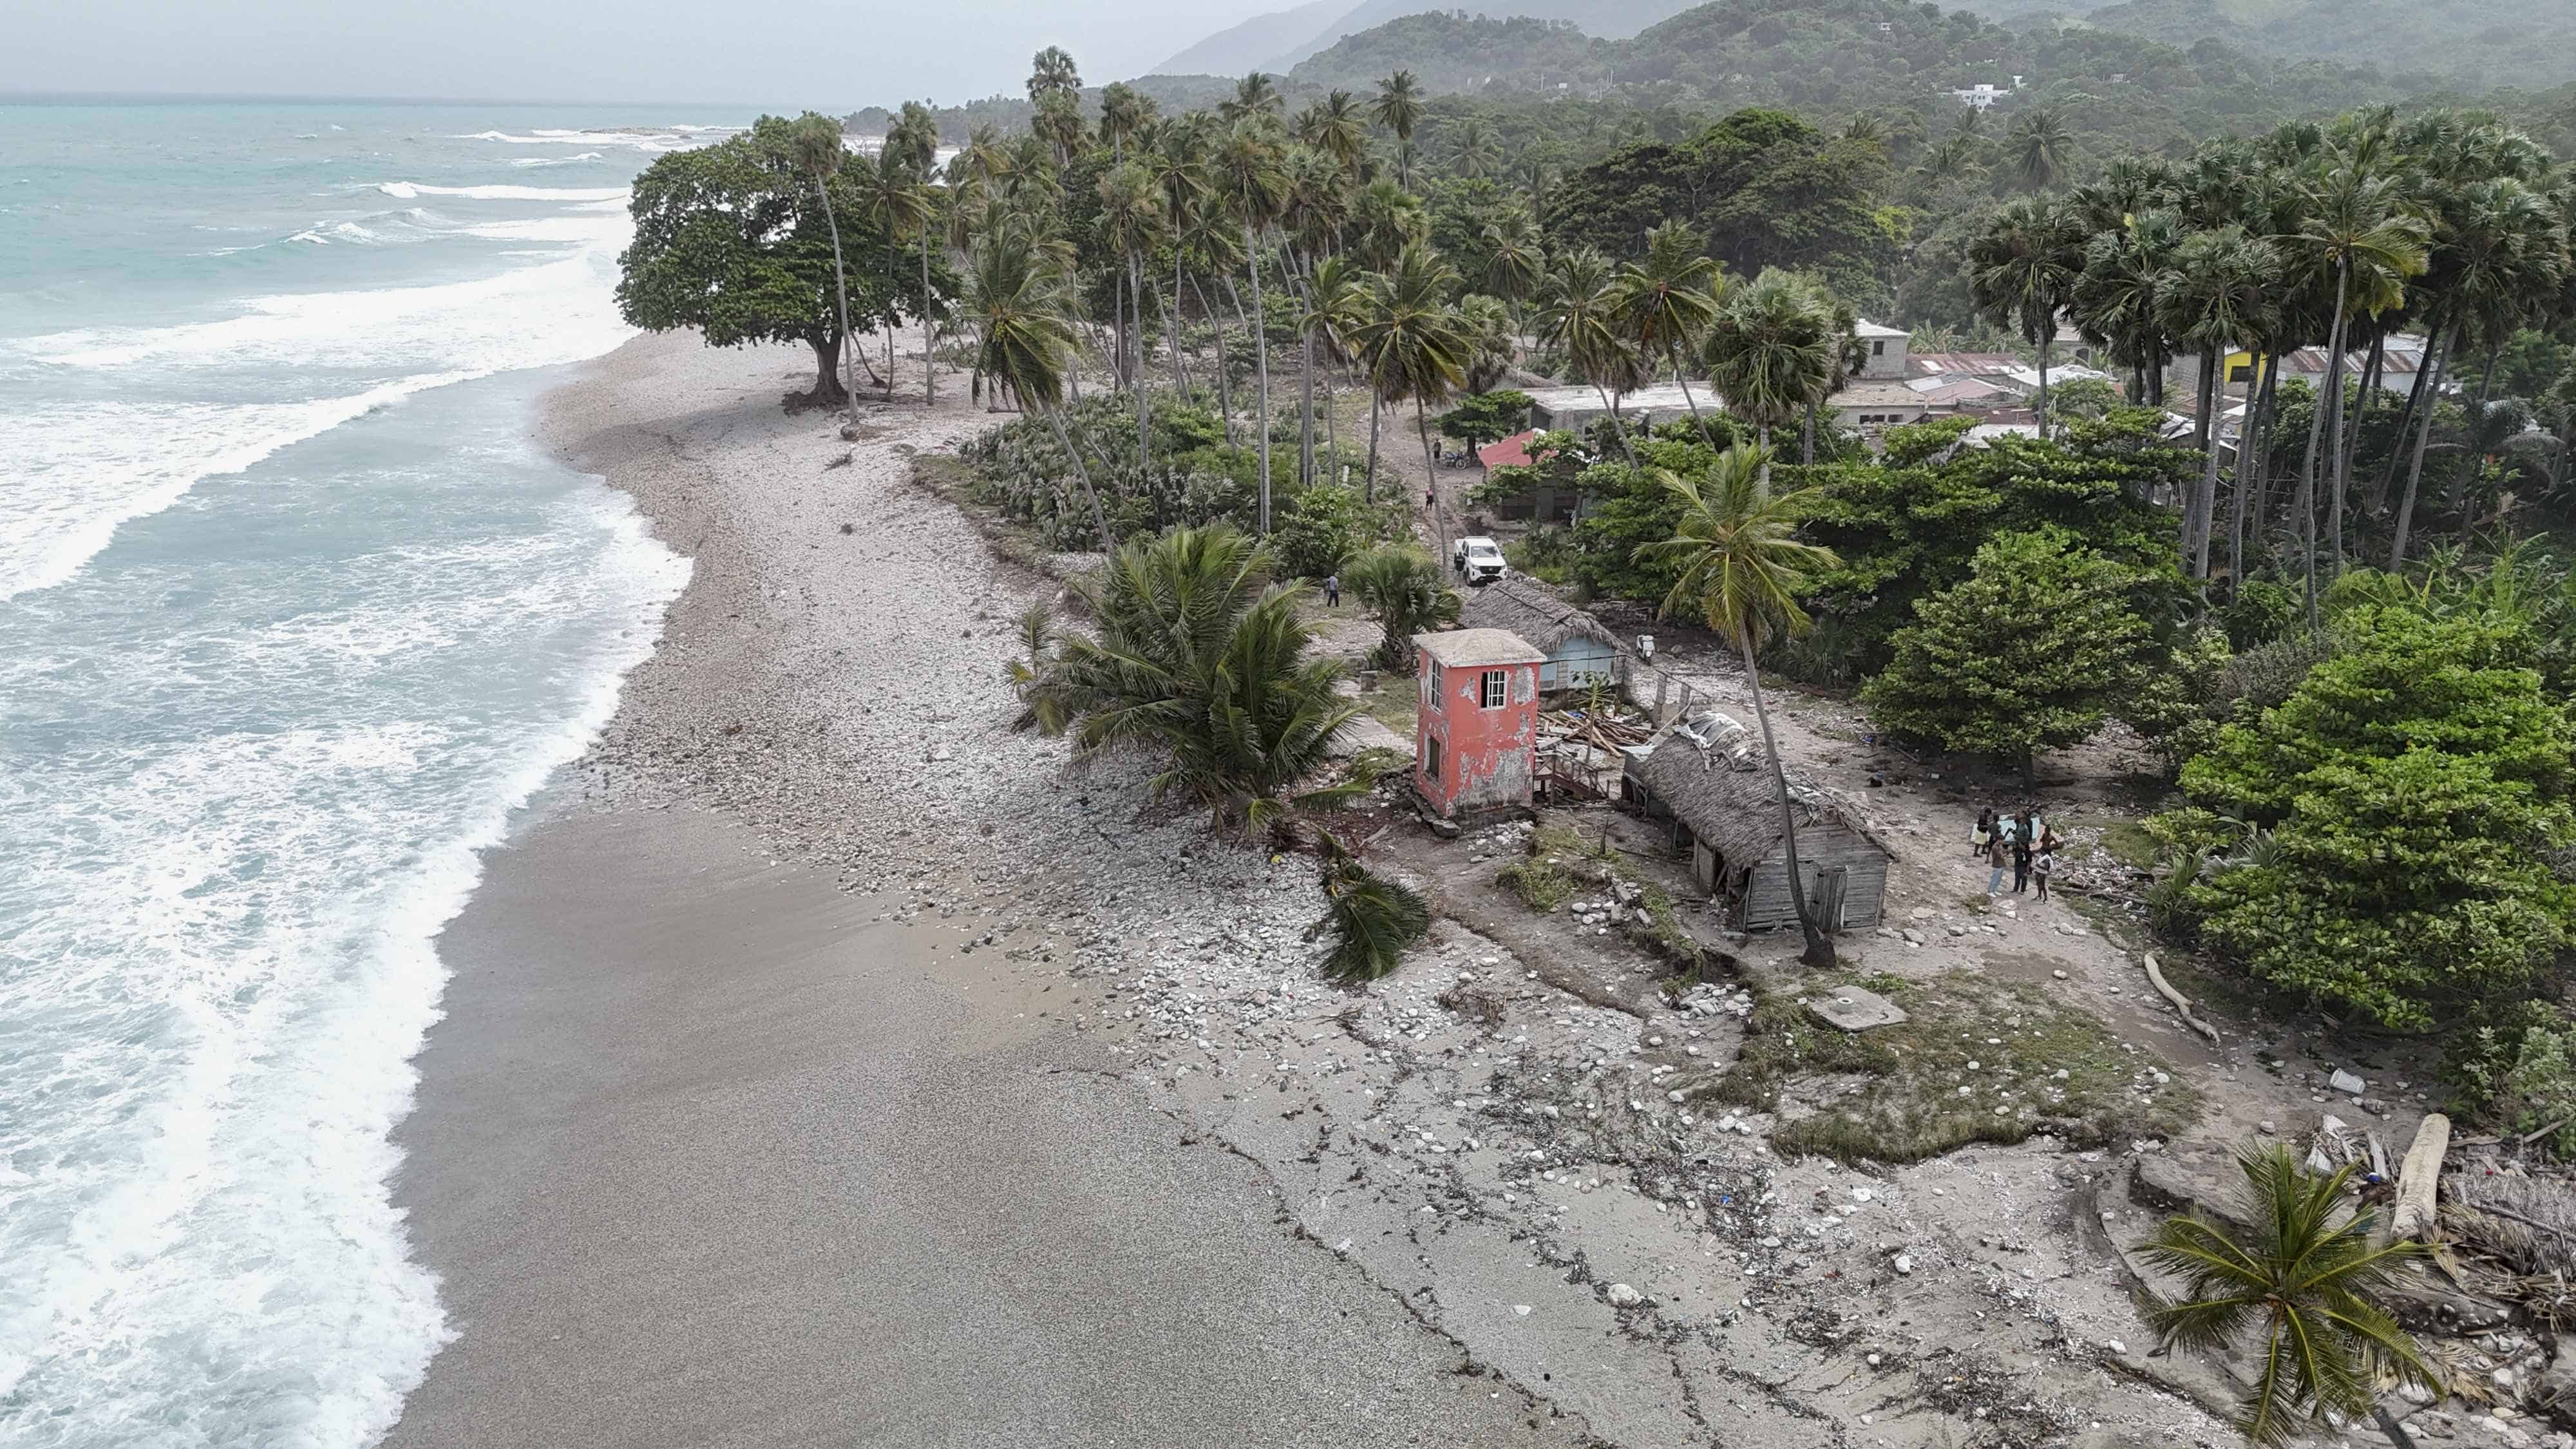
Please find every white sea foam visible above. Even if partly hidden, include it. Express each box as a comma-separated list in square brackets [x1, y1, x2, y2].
[375, 181, 627, 202]
[0, 482, 690, 1446]
[511, 151, 603, 167]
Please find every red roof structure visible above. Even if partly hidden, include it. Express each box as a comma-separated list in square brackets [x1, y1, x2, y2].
[1477, 429, 1541, 470]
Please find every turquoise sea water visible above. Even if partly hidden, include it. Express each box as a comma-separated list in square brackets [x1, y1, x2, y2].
[0, 102, 735, 1446]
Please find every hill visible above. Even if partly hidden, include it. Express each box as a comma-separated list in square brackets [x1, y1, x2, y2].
[1287, 14, 1615, 93]
[1150, 0, 1350, 78]
[1977, 0, 2576, 92]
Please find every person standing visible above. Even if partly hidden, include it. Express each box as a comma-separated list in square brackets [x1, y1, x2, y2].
[1971, 808, 1994, 860]
[1986, 836, 2008, 896]
[2033, 845, 2055, 901]
[2011, 829, 2033, 894]
[1323, 571, 1341, 608]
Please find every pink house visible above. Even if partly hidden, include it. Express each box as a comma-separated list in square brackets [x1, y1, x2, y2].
[1414, 628, 1546, 822]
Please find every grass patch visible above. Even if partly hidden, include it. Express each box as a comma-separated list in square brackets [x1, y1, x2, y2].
[911, 453, 1050, 573]
[1342, 745, 1410, 788]
[1356, 671, 1419, 734]
[1700, 973, 2201, 1166]
[2092, 817, 2163, 873]
[1497, 855, 1578, 912]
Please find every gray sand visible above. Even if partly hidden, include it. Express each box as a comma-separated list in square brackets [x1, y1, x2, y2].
[386, 341, 1566, 1447]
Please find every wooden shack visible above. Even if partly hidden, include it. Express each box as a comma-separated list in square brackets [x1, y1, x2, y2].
[1457, 576, 1622, 693]
[1624, 732, 1892, 933]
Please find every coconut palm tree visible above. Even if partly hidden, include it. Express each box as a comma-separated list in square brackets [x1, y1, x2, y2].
[1448, 117, 1504, 180]
[848, 146, 933, 396]
[888, 103, 947, 405]
[2141, 1145, 2434, 1448]
[1610, 218, 1726, 449]
[1027, 45, 1081, 101]
[1032, 88, 1086, 169]
[1214, 118, 1290, 532]
[1701, 268, 1835, 468]
[1533, 245, 1646, 465]
[2007, 108, 2075, 192]
[1300, 90, 1370, 175]
[1349, 177, 1427, 270]
[1223, 70, 1284, 122]
[787, 114, 858, 408]
[1098, 160, 1164, 460]
[2157, 227, 2284, 579]
[1098, 82, 1154, 161]
[1302, 255, 1369, 485]
[1027, 524, 1365, 833]
[1455, 294, 1517, 394]
[1480, 207, 1547, 337]
[1349, 243, 1470, 549]
[963, 229, 1116, 554]
[2072, 207, 2184, 406]
[1633, 442, 1841, 968]
[1144, 120, 1213, 398]
[1968, 196, 2083, 435]
[2280, 164, 2428, 612]
[1372, 70, 1425, 189]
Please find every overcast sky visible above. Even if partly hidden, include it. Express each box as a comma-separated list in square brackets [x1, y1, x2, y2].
[5, 0, 1280, 107]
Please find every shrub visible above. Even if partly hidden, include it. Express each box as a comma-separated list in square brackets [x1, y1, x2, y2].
[1269, 483, 1406, 581]
[1316, 837, 1432, 981]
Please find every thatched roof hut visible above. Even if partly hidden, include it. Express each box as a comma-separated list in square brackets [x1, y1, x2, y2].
[1625, 732, 1893, 932]
[1459, 578, 1622, 691]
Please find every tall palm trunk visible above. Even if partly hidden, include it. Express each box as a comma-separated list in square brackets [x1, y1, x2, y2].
[815, 178, 855, 408]
[920, 228, 936, 406]
[1365, 393, 1382, 502]
[1245, 225, 1273, 534]
[2228, 359, 2271, 585]
[2294, 273, 2352, 635]
[1169, 252, 1189, 398]
[1300, 330, 1317, 488]
[2320, 262, 2355, 582]
[1591, 383, 1639, 466]
[1194, 273, 1236, 452]
[2245, 361, 2281, 560]
[2188, 352, 2219, 573]
[1416, 396, 1446, 562]
[1669, 342, 1721, 452]
[1129, 252, 1153, 466]
[1738, 625, 1833, 968]
[1802, 401, 1818, 466]
[1045, 408, 1117, 555]
[2035, 325, 2052, 439]
[2390, 329, 2453, 568]
[2193, 350, 2218, 452]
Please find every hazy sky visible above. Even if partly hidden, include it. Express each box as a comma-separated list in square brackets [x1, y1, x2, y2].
[6, 0, 1282, 107]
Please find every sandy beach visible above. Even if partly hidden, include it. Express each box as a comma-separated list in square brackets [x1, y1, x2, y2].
[386, 334, 1570, 1446]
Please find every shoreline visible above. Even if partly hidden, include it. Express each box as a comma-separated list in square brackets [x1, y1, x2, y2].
[386, 331, 1569, 1446]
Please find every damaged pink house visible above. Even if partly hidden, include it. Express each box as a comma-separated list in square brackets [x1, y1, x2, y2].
[1413, 628, 1545, 823]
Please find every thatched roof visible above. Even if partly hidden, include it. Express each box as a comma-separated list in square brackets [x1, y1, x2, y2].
[1459, 577, 1621, 656]
[1631, 732, 1895, 865]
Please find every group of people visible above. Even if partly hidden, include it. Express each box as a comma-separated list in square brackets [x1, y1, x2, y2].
[1971, 808, 2058, 900]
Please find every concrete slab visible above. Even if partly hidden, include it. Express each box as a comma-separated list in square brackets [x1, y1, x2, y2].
[1806, 985, 1909, 1032]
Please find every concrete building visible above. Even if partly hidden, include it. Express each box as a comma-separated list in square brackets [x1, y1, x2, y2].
[1855, 319, 1910, 379]
[1520, 381, 1705, 433]
[1413, 629, 1546, 824]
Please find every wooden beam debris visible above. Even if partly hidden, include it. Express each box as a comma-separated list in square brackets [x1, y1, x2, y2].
[2141, 953, 2221, 1045]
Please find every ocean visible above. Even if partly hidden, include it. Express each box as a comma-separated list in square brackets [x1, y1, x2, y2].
[0, 101, 731, 1446]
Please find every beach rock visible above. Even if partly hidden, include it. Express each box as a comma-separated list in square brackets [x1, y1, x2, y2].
[1605, 1283, 1643, 1308]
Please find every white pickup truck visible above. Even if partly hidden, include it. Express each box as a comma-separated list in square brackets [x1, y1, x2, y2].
[1452, 536, 1508, 585]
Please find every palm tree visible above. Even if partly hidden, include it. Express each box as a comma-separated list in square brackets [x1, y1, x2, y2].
[787, 114, 857, 408]
[849, 147, 934, 397]
[1349, 177, 1427, 270]
[1301, 90, 1370, 174]
[1225, 71, 1285, 122]
[889, 103, 947, 406]
[2072, 207, 2184, 406]
[1532, 245, 1646, 464]
[962, 230, 1116, 554]
[1340, 544, 1461, 670]
[1214, 118, 1290, 532]
[1302, 256, 1369, 484]
[1634, 443, 1841, 968]
[1968, 196, 2083, 436]
[1449, 117, 1504, 180]
[2007, 108, 2075, 192]
[1701, 269, 1836, 467]
[1610, 218, 1725, 449]
[1027, 45, 1081, 101]
[1349, 243, 1470, 551]
[1372, 70, 1425, 189]
[1455, 294, 1517, 393]
[2141, 1145, 2433, 1448]
[2280, 164, 2429, 611]
[1097, 82, 1154, 160]
[1027, 524, 1365, 833]
[1032, 89, 1086, 169]
[1145, 120, 1212, 399]
[2157, 227, 2284, 579]
[1480, 207, 1547, 336]
[1097, 160, 1164, 462]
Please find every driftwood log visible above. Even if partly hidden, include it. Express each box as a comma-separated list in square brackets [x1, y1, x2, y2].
[2391, 1113, 2450, 1242]
[2141, 953, 2222, 1045]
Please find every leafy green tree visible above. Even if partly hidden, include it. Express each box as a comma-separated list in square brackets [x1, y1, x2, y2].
[1270, 483, 1400, 581]
[1028, 524, 1365, 833]
[1341, 544, 1462, 671]
[2143, 1146, 2433, 1449]
[1634, 442, 1841, 967]
[1862, 529, 2163, 782]
[1701, 267, 1835, 462]
[1439, 389, 1534, 475]
[2175, 604, 2576, 1028]
[618, 115, 937, 406]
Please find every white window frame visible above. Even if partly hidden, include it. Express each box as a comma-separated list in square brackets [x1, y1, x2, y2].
[1481, 670, 1508, 709]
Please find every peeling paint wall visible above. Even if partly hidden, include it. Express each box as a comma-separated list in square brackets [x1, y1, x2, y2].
[1416, 659, 1541, 819]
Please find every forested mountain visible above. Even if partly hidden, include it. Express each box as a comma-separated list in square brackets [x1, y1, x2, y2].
[1287, 15, 1612, 93]
[1963, 0, 2576, 93]
[1154, 0, 1705, 82]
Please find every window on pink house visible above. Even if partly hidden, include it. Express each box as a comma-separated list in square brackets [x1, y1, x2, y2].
[1481, 670, 1507, 708]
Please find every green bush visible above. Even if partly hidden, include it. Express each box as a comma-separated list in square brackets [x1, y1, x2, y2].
[1269, 484, 1407, 581]
[2444, 1003, 2576, 1157]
